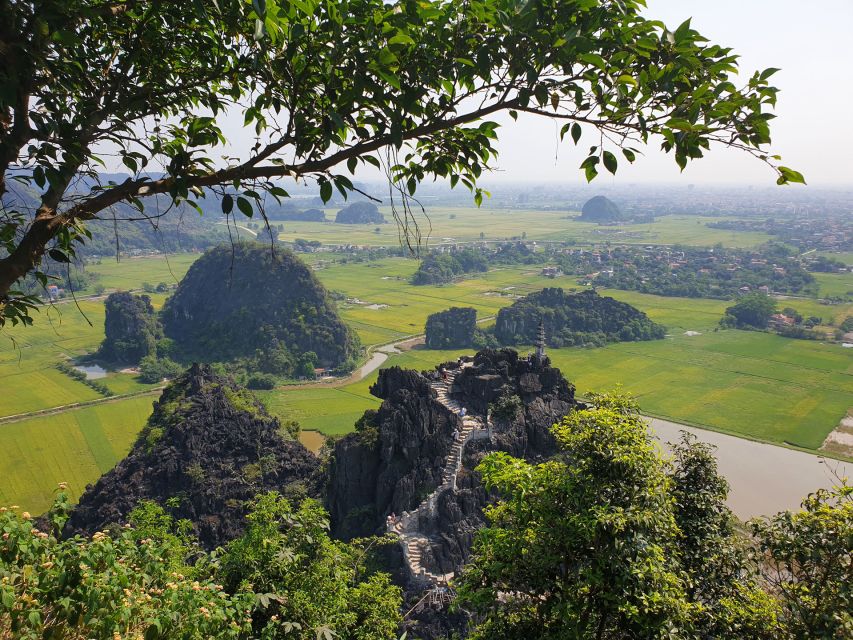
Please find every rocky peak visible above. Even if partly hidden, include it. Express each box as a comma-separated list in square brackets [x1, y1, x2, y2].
[65, 364, 319, 548]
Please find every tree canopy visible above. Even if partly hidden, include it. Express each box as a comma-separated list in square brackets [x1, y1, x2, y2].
[457, 391, 851, 639]
[1, 0, 800, 326]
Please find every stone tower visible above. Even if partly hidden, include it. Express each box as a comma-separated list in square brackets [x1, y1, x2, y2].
[535, 319, 546, 361]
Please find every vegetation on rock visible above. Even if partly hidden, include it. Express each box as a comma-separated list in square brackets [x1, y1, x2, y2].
[98, 292, 162, 364]
[425, 307, 477, 348]
[66, 364, 320, 549]
[495, 288, 666, 347]
[161, 243, 359, 373]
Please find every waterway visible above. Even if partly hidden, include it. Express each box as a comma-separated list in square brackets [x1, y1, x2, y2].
[648, 417, 851, 520]
[73, 364, 107, 379]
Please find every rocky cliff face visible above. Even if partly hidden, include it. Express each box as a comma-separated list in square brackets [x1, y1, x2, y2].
[326, 349, 578, 577]
[326, 366, 462, 540]
[66, 364, 320, 548]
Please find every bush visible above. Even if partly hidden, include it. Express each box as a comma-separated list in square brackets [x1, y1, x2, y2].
[490, 394, 523, 421]
[139, 356, 184, 384]
[247, 373, 278, 390]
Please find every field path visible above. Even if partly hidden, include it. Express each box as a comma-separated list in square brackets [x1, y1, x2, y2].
[0, 387, 164, 426]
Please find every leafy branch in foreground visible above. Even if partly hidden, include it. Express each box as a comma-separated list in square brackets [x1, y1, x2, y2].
[1, 0, 799, 326]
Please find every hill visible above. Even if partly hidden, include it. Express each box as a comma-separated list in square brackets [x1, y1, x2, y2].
[495, 288, 665, 347]
[98, 292, 162, 364]
[425, 307, 477, 348]
[335, 201, 386, 224]
[161, 243, 360, 370]
[65, 364, 319, 548]
[578, 195, 623, 223]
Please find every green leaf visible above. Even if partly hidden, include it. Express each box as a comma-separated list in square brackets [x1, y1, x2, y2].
[48, 249, 70, 263]
[602, 150, 618, 175]
[571, 123, 582, 145]
[777, 166, 806, 185]
[221, 194, 234, 214]
[236, 196, 254, 217]
[320, 181, 333, 203]
[622, 148, 636, 163]
[580, 156, 599, 182]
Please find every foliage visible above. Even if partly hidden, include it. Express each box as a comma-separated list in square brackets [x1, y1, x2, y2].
[138, 355, 184, 384]
[411, 250, 488, 285]
[722, 293, 777, 329]
[161, 243, 359, 369]
[425, 306, 477, 348]
[750, 484, 853, 639]
[1, 491, 402, 640]
[495, 288, 666, 347]
[0, 494, 255, 639]
[488, 393, 523, 422]
[457, 392, 789, 639]
[98, 291, 162, 364]
[334, 202, 385, 225]
[218, 493, 402, 639]
[0, 0, 796, 326]
[247, 373, 279, 390]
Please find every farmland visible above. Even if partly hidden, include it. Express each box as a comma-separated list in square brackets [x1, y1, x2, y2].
[1, 213, 852, 512]
[0, 395, 154, 512]
[279, 208, 773, 248]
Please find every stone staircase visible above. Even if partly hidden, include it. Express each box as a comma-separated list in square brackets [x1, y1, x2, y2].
[388, 363, 489, 586]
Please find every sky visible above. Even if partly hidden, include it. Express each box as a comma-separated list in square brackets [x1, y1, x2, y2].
[483, 0, 853, 186]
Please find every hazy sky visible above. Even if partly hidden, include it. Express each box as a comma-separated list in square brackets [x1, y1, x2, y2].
[485, 0, 853, 186]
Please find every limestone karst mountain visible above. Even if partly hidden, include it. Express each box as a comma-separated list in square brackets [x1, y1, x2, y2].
[65, 364, 320, 548]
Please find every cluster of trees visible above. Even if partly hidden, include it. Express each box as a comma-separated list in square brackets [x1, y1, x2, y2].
[557, 243, 816, 299]
[0, 492, 401, 639]
[413, 242, 552, 286]
[495, 288, 665, 348]
[411, 250, 489, 285]
[458, 392, 852, 639]
[721, 295, 823, 340]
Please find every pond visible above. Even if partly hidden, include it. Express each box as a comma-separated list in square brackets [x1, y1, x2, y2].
[73, 364, 107, 379]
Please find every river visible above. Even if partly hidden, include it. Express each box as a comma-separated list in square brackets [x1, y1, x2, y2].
[648, 417, 850, 520]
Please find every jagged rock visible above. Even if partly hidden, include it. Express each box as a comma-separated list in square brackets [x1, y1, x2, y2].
[326, 366, 461, 540]
[326, 349, 579, 589]
[65, 365, 320, 548]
